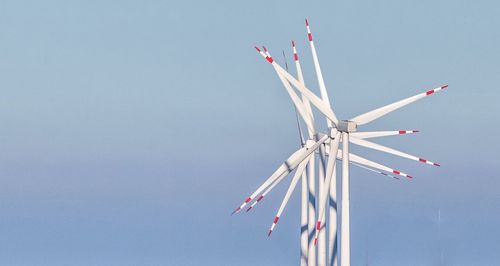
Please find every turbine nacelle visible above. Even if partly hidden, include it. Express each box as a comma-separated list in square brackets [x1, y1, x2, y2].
[336, 120, 357, 133]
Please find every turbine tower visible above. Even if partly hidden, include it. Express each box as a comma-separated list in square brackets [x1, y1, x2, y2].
[232, 19, 448, 266]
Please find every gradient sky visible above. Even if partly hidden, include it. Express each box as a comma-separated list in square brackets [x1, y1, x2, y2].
[1, 0, 499, 265]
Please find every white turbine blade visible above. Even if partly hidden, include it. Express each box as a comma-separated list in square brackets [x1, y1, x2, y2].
[232, 134, 329, 214]
[294, 108, 306, 147]
[268, 154, 312, 236]
[335, 150, 414, 179]
[350, 130, 419, 139]
[246, 136, 328, 213]
[351, 85, 448, 125]
[305, 18, 334, 128]
[261, 47, 315, 133]
[292, 40, 315, 137]
[266, 57, 315, 132]
[350, 136, 440, 167]
[292, 41, 305, 85]
[255, 47, 339, 126]
[350, 161, 399, 180]
[275, 68, 316, 133]
[232, 147, 305, 214]
[314, 131, 341, 244]
[246, 164, 290, 212]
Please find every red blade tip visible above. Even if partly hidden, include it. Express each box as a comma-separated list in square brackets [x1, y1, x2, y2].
[292, 40, 295, 47]
[268, 230, 273, 237]
[305, 18, 309, 26]
[441, 84, 449, 89]
[231, 207, 241, 215]
[254, 46, 261, 52]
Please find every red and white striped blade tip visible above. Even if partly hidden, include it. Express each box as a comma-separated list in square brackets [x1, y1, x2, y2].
[246, 196, 262, 212]
[381, 172, 400, 180]
[254, 45, 273, 63]
[399, 130, 419, 134]
[426, 84, 449, 95]
[231, 207, 241, 215]
[292, 41, 299, 61]
[392, 170, 413, 179]
[419, 158, 441, 167]
[232, 197, 252, 215]
[268, 216, 279, 235]
[304, 18, 312, 40]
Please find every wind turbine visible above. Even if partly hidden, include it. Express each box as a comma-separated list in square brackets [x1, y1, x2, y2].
[232, 19, 448, 266]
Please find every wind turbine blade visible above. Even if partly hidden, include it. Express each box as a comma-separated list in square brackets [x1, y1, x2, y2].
[282, 48, 306, 147]
[275, 67, 316, 134]
[335, 150, 413, 179]
[246, 162, 296, 212]
[305, 18, 334, 128]
[245, 171, 283, 212]
[268, 154, 312, 236]
[350, 161, 399, 180]
[350, 136, 440, 166]
[350, 130, 419, 139]
[232, 134, 329, 214]
[292, 40, 315, 137]
[314, 131, 341, 244]
[294, 108, 306, 147]
[351, 85, 448, 125]
[255, 47, 339, 126]
[292, 41, 306, 86]
[261, 47, 315, 133]
[250, 136, 328, 212]
[232, 147, 305, 215]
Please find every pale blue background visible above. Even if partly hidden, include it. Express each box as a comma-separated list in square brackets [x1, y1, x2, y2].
[0, 0, 499, 265]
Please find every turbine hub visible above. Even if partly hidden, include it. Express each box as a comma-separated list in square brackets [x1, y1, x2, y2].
[337, 120, 357, 133]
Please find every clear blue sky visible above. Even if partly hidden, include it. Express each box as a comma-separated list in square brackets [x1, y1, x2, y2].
[0, 0, 499, 265]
